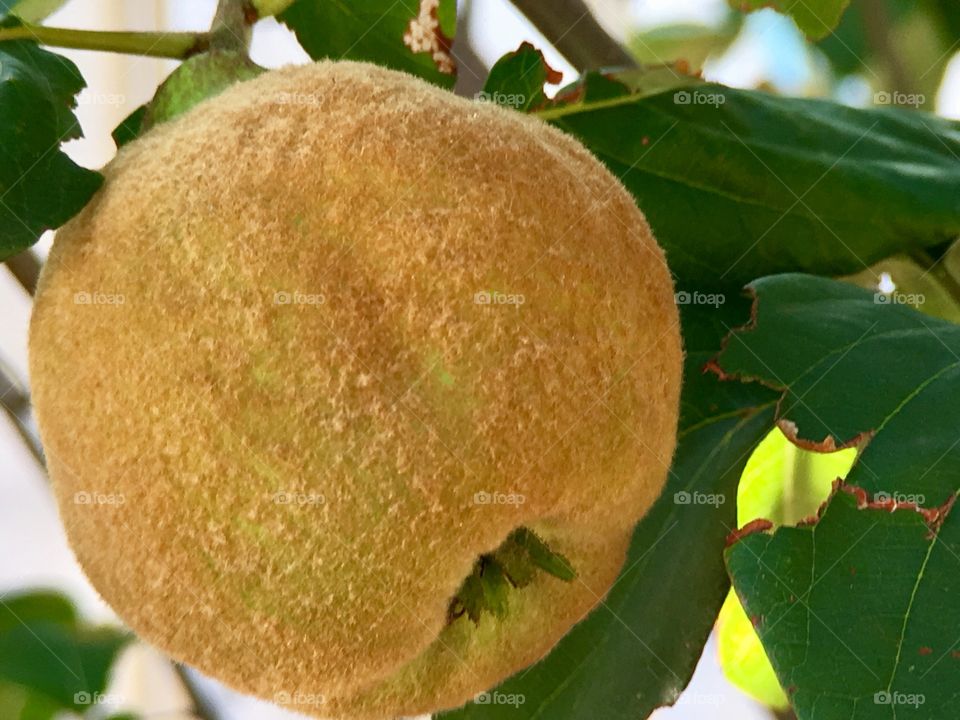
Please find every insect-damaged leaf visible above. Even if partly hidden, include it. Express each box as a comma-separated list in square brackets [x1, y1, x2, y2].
[279, 0, 456, 88]
[727, 486, 960, 719]
[480, 43, 561, 113]
[715, 273, 960, 718]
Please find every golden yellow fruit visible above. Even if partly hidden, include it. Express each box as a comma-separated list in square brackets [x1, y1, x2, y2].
[29, 61, 682, 719]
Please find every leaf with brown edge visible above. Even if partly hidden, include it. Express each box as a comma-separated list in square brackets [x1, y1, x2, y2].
[278, 0, 456, 88]
[727, 482, 960, 719]
[714, 273, 960, 718]
[481, 43, 561, 113]
[711, 273, 960, 507]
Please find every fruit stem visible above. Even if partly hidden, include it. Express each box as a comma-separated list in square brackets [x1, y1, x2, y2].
[0, 23, 207, 58]
[508, 0, 637, 70]
[250, 0, 298, 17]
[209, 0, 255, 53]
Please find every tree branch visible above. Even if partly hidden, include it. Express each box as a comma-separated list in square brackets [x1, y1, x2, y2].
[209, 0, 254, 52]
[0, 361, 43, 466]
[173, 664, 221, 720]
[5, 251, 41, 296]
[508, 0, 636, 71]
[861, 0, 916, 97]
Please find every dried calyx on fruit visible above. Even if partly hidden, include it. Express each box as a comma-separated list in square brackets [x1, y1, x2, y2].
[29, 61, 683, 719]
[449, 527, 576, 624]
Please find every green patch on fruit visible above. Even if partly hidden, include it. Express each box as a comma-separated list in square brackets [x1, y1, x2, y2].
[449, 527, 575, 624]
[424, 351, 456, 389]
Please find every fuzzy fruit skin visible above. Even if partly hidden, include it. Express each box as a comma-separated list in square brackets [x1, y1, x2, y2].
[29, 61, 682, 719]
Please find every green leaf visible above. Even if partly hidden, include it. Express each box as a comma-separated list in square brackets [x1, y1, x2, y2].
[732, 0, 852, 39]
[279, 0, 456, 88]
[480, 43, 560, 112]
[144, 51, 265, 130]
[112, 106, 146, 149]
[928, 0, 960, 37]
[441, 300, 779, 720]
[0, 680, 61, 720]
[539, 81, 960, 289]
[0, 591, 132, 712]
[713, 273, 960, 717]
[714, 273, 960, 505]
[0, 29, 103, 260]
[816, 0, 911, 77]
[0, 591, 77, 633]
[727, 487, 960, 719]
[112, 52, 264, 147]
[628, 15, 743, 71]
[817, 0, 955, 111]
